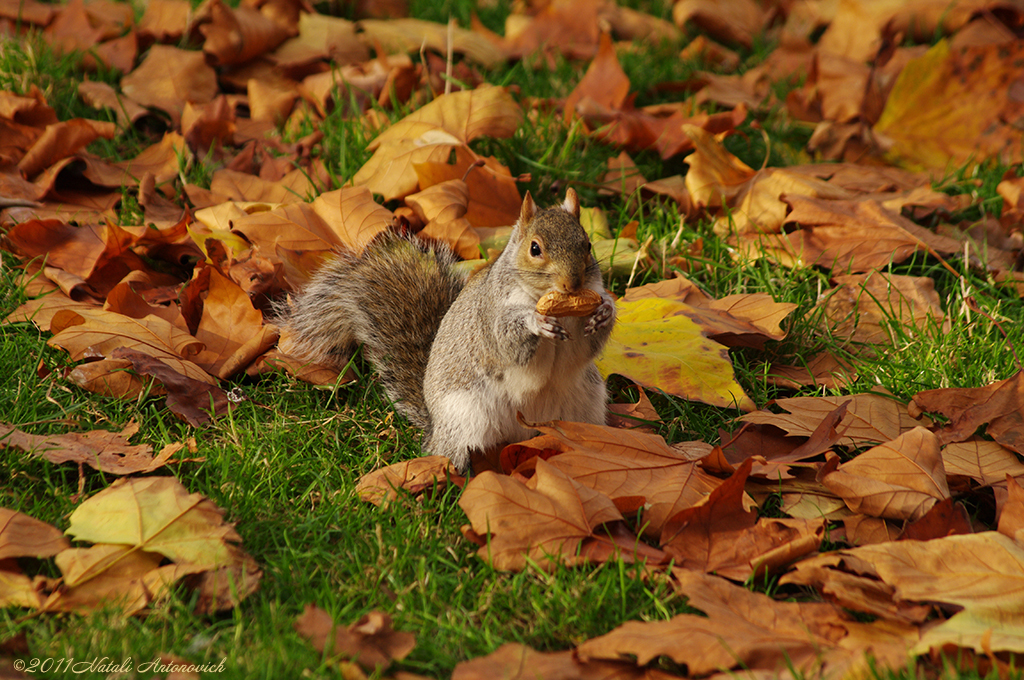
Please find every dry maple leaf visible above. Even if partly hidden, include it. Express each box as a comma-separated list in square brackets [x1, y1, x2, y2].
[192, 268, 279, 379]
[459, 458, 637, 571]
[740, 392, 928, 448]
[789, 532, 1024, 655]
[910, 369, 1024, 454]
[356, 456, 462, 506]
[294, 605, 416, 673]
[819, 271, 949, 346]
[577, 570, 846, 675]
[513, 420, 717, 537]
[820, 426, 950, 521]
[661, 459, 824, 580]
[0, 422, 179, 475]
[121, 45, 218, 126]
[451, 642, 669, 680]
[354, 85, 521, 200]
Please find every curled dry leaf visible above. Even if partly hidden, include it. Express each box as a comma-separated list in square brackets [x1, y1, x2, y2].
[354, 85, 521, 200]
[294, 605, 416, 673]
[356, 456, 462, 506]
[520, 420, 716, 537]
[661, 458, 825, 580]
[910, 369, 1024, 455]
[740, 392, 928, 448]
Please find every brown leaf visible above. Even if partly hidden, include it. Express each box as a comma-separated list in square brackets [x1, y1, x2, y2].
[564, 31, 629, 122]
[451, 642, 663, 680]
[121, 45, 218, 126]
[781, 556, 933, 625]
[741, 392, 928, 448]
[192, 268, 279, 379]
[112, 348, 231, 426]
[820, 271, 948, 346]
[673, 0, 767, 48]
[525, 420, 717, 537]
[356, 456, 462, 506]
[359, 17, 505, 69]
[0, 508, 69, 559]
[137, 0, 191, 43]
[998, 476, 1024, 543]
[941, 438, 1024, 486]
[790, 532, 1024, 655]
[200, 0, 293, 66]
[414, 146, 521, 227]
[17, 118, 116, 179]
[0, 422, 174, 475]
[900, 497, 973, 541]
[910, 370, 1024, 454]
[458, 458, 628, 571]
[294, 605, 416, 672]
[820, 426, 950, 521]
[577, 570, 846, 675]
[354, 85, 521, 200]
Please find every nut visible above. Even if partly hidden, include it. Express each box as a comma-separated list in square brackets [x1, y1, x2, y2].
[535, 289, 601, 317]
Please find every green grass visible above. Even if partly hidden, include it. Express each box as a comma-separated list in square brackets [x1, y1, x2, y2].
[2, 3, 1024, 680]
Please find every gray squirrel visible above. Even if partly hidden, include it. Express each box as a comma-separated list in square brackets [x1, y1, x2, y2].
[278, 188, 616, 471]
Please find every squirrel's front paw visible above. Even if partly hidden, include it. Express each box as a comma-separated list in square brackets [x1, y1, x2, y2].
[585, 298, 614, 335]
[533, 312, 571, 341]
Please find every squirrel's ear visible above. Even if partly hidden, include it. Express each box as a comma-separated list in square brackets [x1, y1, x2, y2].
[562, 187, 580, 219]
[519, 191, 537, 226]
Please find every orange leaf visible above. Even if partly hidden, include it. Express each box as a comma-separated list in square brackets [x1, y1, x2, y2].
[820, 426, 950, 521]
[910, 369, 1024, 455]
[458, 457, 627, 571]
[354, 86, 521, 200]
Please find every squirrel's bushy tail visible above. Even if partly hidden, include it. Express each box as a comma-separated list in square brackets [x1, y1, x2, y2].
[277, 232, 465, 429]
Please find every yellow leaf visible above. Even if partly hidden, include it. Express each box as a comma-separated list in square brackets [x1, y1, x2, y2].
[596, 297, 755, 411]
[66, 477, 242, 570]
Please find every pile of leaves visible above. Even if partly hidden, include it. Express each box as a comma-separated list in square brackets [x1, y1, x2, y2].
[2, 0, 1024, 677]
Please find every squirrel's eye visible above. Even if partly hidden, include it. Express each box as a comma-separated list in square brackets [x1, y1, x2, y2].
[530, 241, 542, 257]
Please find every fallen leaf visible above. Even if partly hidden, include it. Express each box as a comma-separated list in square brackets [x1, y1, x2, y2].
[458, 458, 631, 571]
[66, 476, 246, 572]
[200, 0, 292, 66]
[577, 570, 846, 675]
[120, 45, 219, 126]
[354, 85, 521, 200]
[0, 508, 69, 559]
[112, 348, 231, 426]
[596, 296, 756, 411]
[0, 422, 173, 475]
[192, 268, 279, 379]
[356, 456, 462, 506]
[820, 271, 948, 346]
[820, 427, 950, 521]
[910, 370, 1024, 454]
[874, 39, 1024, 172]
[740, 392, 928, 448]
[451, 642, 662, 680]
[294, 605, 416, 672]
[941, 439, 1024, 486]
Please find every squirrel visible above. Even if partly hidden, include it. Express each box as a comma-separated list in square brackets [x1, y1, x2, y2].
[278, 188, 616, 471]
